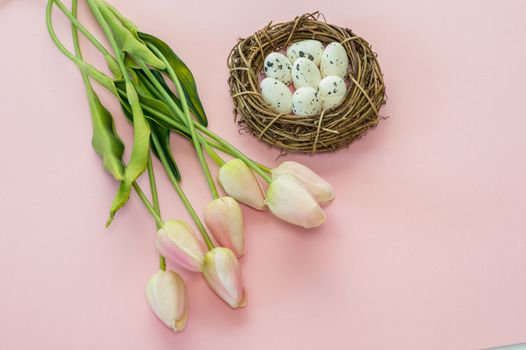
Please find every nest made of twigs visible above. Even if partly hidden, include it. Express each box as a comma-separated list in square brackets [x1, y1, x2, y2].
[227, 12, 386, 153]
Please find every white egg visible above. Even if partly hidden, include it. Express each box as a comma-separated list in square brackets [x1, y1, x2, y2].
[320, 42, 349, 78]
[287, 40, 324, 66]
[260, 77, 293, 114]
[319, 76, 347, 110]
[292, 86, 322, 117]
[263, 52, 292, 85]
[292, 58, 322, 89]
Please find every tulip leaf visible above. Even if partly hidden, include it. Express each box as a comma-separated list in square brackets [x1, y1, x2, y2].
[150, 123, 180, 181]
[138, 32, 208, 126]
[87, 88, 125, 181]
[103, 1, 139, 36]
[104, 54, 122, 79]
[115, 78, 182, 181]
[97, 2, 166, 70]
[107, 82, 150, 226]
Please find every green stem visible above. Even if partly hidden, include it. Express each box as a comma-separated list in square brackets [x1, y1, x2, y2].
[195, 123, 273, 183]
[132, 182, 164, 228]
[46, 2, 115, 92]
[135, 54, 219, 199]
[86, 0, 130, 85]
[150, 133, 214, 250]
[55, 0, 111, 56]
[147, 155, 161, 226]
[147, 154, 166, 270]
[203, 138, 271, 173]
[203, 141, 225, 167]
[71, 0, 94, 99]
[159, 256, 166, 271]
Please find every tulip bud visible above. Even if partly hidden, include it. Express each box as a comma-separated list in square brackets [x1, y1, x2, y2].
[204, 197, 245, 257]
[272, 161, 335, 204]
[265, 174, 326, 228]
[218, 159, 266, 210]
[202, 247, 247, 308]
[146, 270, 188, 332]
[156, 220, 206, 272]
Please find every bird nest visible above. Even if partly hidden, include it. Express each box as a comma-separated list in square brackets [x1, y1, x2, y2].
[227, 12, 386, 153]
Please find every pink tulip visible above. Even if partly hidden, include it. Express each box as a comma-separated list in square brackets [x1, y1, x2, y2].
[202, 247, 247, 308]
[272, 161, 335, 204]
[156, 220, 206, 272]
[218, 159, 266, 210]
[146, 270, 188, 332]
[204, 197, 245, 257]
[265, 174, 326, 228]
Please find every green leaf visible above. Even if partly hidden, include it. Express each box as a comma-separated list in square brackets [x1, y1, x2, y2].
[115, 78, 182, 182]
[103, 1, 139, 35]
[104, 54, 121, 79]
[97, 2, 166, 70]
[138, 32, 208, 126]
[107, 82, 150, 226]
[150, 123, 180, 181]
[87, 88, 125, 181]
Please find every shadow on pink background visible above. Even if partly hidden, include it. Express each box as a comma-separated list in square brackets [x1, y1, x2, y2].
[0, 0, 525, 349]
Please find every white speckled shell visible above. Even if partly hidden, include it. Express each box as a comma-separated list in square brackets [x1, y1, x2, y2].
[287, 40, 325, 66]
[292, 87, 322, 117]
[320, 42, 349, 78]
[260, 77, 293, 114]
[292, 58, 322, 89]
[263, 53, 292, 85]
[319, 76, 347, 110]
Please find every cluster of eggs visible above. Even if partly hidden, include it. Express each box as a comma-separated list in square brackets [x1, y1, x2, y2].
[259, 40, 349, 117]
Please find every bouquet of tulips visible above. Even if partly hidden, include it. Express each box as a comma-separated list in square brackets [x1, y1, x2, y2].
[46, 0, 335, 332]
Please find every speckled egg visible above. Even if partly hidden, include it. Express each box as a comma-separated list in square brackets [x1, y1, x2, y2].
[320, 42, 349, 78]
[287, 40, 324, 66]
[292, 58, 322, 89]
[260, 77, 293, 114]
[292, 86, 322, 117]
[319, 76, 347, 110]
[263, 52, 292, 85]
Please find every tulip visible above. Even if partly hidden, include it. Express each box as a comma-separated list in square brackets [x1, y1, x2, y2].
[218, 159, 266, 210]
[265, 174, 326, 228]
[156, 220, 206, 272]
[272, 161, 335, 204]
[204, 197, 245, 257]
[202, 247, 247, 308]
[146, 270, 188, 332]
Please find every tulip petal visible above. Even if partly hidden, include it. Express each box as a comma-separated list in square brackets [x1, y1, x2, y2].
[146, 270, 188, 332]
[272, 161, 335, 204]
[266, 174, 326, 228]
[202, 247, 246, 308]
[218, 159, 266, 210]
[156, 220, 205, 272]
[204, 197, 245, 257]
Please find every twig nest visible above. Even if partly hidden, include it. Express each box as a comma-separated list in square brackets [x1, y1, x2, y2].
[227, 12, 386, 153]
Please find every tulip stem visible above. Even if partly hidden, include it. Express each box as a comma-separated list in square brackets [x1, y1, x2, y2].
[134, 53, 220, 200]
[159, 255, 166, 271]
[144, 44, 219, 200]
[132, 182, 164, 228]
[205, 138, 272, 173]
[151, 133, 215, 250]
[53, 0, 111, 57]
[203, 140, 225, 167]
[146, 154, 167, 271]
[147, 155, 161, 227]
[194, 123, 273, 183]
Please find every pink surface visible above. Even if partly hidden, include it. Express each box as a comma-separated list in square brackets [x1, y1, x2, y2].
[1, 0, 526, 349]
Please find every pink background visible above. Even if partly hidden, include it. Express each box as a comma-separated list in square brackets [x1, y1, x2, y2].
[1, 0, 526, 349]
